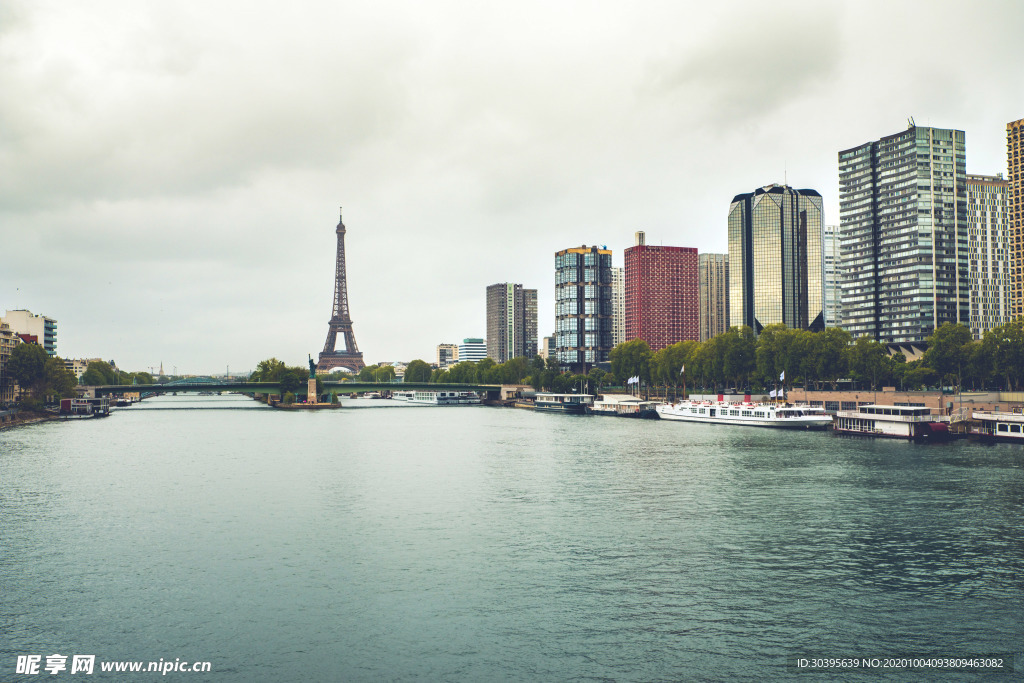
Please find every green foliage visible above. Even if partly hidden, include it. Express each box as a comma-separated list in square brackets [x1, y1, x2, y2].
[45, 357, 78, 399]
[610, 339, 652, 384]
[250, 358, 287, 382]
[848, 336, 889, 390]
[358, 364, 396, 383]
[922, 323, 972, 386]
[7, 343, 48, 392]
[403, 359, 432, 383]
[283, 391, 295, 404]
[330, 391, 339, 404]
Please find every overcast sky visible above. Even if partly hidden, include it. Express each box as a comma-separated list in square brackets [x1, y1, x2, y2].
[2, 0, 1022, 375]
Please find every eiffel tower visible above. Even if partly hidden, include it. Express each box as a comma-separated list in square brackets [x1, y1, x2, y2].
[317, 208, 366, 373]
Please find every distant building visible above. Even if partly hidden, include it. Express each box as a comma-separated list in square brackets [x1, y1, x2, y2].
[2, 310, 57, 356]
[728, 184, 825, 333]
[64, 358, 102, 381]
[0, 322, 16, 404]
[485, 283, 538, 363]
[1009, 118, 1024, 318]
[624, 231, 699, 351]
[823, 225, 842, 328]
[555, 244, 613, 372]
[436, 343, 458, 369]
[967, 173, 1010, 338]
[457, 338, 487, 363]
[698, 253, 729, 342]
[540, 334, 555, 360]
[839, 124, 967, 343]
[610, 266, 625, 347]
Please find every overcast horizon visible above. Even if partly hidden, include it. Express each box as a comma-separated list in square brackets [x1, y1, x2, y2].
[2, 0, 1022, 374]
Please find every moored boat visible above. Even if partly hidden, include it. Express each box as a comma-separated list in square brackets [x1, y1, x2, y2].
[971, 409, 1024, 442]
[834, 404, 952, 440]
[392, 390, 481, 405]
[656, 400, 832, 429]
[588, 394, 659, 419]
[535, 393, 594, 414]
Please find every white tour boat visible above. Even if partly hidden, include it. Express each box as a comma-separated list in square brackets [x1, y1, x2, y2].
[391, 390, 481, 405]
[834, 404, 951, 440]
[656, 400, 832, 429]
[971, 409, 1024, 442]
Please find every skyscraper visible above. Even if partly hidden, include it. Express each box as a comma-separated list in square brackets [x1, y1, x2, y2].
[698, 253, 729, 341]
[458, 338, 487, 363]
[486, 283, 538, 363]
[624, 231, 699, 351]
[967, 173, 1010, 338]
[838, 124, 967, 344]
[1009, 118, 1023, 318]
[823, 224, 843, 328]
[555, 245, 613, 372]
[728, 184, 824, 333]
[610, 266, 625, 347]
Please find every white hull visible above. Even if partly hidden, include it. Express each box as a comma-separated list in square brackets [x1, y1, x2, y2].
[656, 402, 832, 429]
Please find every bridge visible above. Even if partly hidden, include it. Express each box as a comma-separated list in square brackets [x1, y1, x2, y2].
[88, 381, 504, 398]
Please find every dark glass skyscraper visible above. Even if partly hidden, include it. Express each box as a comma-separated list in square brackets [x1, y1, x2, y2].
[838, 125, 967, 344]
[728, 184, 824, 333]
[555, 245, 613, 372]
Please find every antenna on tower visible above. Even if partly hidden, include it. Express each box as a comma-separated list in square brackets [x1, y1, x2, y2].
[907, 116, 916, 129]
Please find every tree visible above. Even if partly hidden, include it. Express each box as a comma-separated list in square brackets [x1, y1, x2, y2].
[983, 319, 1024, 390]
[44, 357, 77, 399]
[403, 359, 432, 383]
[922, 323, 972, 389]
[755, 324, 799, 388]
[815, 327, 852, 390]
[610, 339, 652, 384]
[848, 336, 888, 390]
[7, 343, 48, 398]
[250, 358, 287, 382]
[80, 360, 117, 386]
[720, 326, 756, 389]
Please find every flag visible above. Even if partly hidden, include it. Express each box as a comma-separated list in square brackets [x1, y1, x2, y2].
[769, 389, 776, 398]
[779, 370, 785, 381]
[680, 365, 685, 374]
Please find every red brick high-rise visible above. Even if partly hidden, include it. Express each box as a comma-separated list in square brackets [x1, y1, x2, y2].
[624, 231, 699, 352]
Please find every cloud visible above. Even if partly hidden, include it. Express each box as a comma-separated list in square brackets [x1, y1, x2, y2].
[643, 6, 843, 128]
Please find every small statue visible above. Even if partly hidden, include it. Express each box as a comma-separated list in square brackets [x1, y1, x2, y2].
[309, 355, 317, 379]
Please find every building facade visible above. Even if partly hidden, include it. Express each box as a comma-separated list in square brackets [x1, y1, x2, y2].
[624, 231, 699, 351]
[555, 245, 614, 372]
[967, 173, 1010, 338]
[0, 322, 16, 404]
[1010, 118, 1024, 318]
[436, 343, 458, 369]
[457, 338, 487, 363]
[728, 184, 825, 333]
[485, 283, 538, 363]
[838, 125, 968, 343]
[610, 266, 625, 347]
[2, 310, 57, 356]
[540, 334, 555, 360]
[698, 253, 729, 341]
[823, 224, 843, 328]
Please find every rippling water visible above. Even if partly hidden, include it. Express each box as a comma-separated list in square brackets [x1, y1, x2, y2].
[2, 394, 1022, 681]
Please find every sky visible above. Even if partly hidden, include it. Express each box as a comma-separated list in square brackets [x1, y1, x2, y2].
[2, 0, 1022, 375]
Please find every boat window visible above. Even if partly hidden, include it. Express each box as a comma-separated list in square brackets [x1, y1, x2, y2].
[1012, 425, 1022, 433]
[755, 412, 764, 418]
[998, 424, 1009, 432]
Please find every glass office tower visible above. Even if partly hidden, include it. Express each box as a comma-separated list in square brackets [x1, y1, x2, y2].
[728, 184, 824, 333]
[555, 245, 614, 372]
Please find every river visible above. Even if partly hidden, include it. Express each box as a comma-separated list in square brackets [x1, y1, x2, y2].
[2, 394, 1021, 681]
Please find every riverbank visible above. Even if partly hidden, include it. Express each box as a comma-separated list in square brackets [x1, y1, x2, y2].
[0, 409, 58, 431]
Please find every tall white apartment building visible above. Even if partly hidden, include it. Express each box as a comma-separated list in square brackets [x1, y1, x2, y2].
[966, 173, 1010, 337]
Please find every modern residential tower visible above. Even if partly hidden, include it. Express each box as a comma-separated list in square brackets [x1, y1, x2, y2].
[624, 231, 699, 351]
[823, 224, 843, 328]
[698, 253, 729, 341]
[485, 283, 538, 363]
[838, 124, 968, 344]
[1010, 118, 1024, 318]
[2, 310, 57, 356]
[967, 173, 1010, 337]
[728, 184, 825, 333]
[555, 245, 613, 372]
